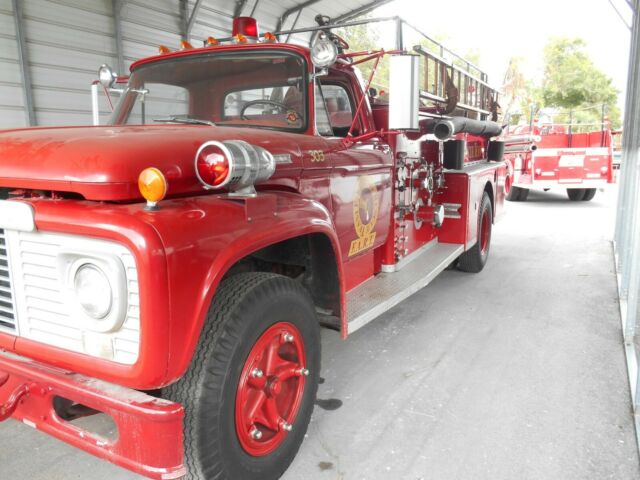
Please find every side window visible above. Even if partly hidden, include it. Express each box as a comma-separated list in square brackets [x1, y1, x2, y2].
[314, 83, 333, 136]
[320, 84, 355, 137]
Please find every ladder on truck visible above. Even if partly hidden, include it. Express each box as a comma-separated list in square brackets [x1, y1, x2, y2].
[271, 15, 501, 123]
[413, 45, 500, 121]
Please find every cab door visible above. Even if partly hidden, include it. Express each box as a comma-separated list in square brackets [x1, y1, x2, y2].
[316, 80, 393, 261]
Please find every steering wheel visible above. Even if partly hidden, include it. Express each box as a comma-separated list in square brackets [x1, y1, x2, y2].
[240, 99, 299, 121]
[330, 33, 349, 51]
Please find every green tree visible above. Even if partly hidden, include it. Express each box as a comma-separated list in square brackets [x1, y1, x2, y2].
[541, 37, 620, 128]
[336, 21, 390, 93]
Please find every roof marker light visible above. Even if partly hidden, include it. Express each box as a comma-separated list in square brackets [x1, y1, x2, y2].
[180, 40, 193, 50]
[206, 36, 220, 46]
[234, 33, 248, 44]
[158, 45, 171, 54]
[263, 32, 277, 43]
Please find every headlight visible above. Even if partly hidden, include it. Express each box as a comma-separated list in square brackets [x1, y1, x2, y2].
[74, 264, 113, 319]
[310, 34, 338, 67]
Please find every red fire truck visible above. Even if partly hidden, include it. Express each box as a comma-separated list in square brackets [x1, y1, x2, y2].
[503, 107, 614, 202]
[0, 15, 507, 480]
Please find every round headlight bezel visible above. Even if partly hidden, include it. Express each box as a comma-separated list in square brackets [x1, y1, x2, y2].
[62, 253, 128, 334]
[73, 263, 113, 320]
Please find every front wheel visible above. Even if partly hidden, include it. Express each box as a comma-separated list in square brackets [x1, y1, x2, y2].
[458, 192, 493, 273]
[164, 272, 320, 480]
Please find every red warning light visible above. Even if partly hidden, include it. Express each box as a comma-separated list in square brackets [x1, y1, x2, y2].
[233, 17, 258, 39]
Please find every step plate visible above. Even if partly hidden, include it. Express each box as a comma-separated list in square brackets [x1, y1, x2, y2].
[346, 242, 464, 334]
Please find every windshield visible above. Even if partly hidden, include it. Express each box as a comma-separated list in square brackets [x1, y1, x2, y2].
[110, 51, 308, 131]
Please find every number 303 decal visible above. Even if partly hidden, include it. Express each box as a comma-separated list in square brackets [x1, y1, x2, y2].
[309, 150, 325, 163]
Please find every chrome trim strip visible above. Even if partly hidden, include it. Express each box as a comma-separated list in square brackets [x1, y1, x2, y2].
[381, 237, 438, 273]
[347, 242, 464, 334]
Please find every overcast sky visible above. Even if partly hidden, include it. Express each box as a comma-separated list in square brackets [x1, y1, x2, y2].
[374, 0, 633, 109]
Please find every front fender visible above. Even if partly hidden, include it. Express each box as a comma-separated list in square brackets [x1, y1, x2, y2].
[145, 192, 344, 385]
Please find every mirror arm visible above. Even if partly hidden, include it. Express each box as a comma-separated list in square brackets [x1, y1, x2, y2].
[345, 50, 385, 140]
[341, 129, 401, 148]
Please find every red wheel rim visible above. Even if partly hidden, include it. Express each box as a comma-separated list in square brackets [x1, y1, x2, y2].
[505, 175, 512, 195]
[480, 208, 490, 255]
[235, 322, 307, 456]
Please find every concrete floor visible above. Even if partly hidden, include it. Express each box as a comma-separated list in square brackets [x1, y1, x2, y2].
[1, 186, 638, 480]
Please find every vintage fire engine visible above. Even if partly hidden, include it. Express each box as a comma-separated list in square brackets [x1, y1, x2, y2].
[0, 15, 507, 480]
[503, 107, 614, 202]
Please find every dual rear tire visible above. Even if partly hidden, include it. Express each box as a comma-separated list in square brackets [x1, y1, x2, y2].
[567, 188, 596, 201]
[506, 185, 529, 202]
[458, 192, 493, 273]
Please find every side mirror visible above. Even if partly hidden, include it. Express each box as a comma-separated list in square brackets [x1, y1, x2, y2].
[389, 55, 419, 130]
[98, 64, 117, 89]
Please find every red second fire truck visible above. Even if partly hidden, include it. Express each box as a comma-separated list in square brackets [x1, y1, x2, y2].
[503, 107, 614, 202]
[0, 15, 507, 480]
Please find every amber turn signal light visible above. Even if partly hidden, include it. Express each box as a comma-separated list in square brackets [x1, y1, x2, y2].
[138, 167, 168, 209]
[263, 32, 277, 43]
[234, 33, 248, 44]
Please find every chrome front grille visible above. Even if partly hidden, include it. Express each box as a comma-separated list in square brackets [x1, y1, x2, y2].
[0, 228, 17, 333]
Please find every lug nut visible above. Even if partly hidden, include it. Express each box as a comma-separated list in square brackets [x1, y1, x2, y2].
[279, 420, 293, 432]
[250, 427, 263, 440]
[282, 332, 294, 343]
[251, 368, 263, 378]
[297, 368, 309, 377]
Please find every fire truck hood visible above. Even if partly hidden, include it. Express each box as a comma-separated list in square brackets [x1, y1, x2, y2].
[0, 125, 300, 201]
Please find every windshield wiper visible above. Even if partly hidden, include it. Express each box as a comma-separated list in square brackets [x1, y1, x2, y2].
[153, 116, 216, 126]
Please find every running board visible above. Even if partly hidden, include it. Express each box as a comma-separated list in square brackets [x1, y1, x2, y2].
[346, 242, 464, 334]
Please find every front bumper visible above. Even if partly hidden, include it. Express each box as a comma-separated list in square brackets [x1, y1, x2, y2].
[0, 350, 186, 479]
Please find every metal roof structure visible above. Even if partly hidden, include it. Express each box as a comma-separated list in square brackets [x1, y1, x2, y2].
[182, 0, 394, 41]
[0, 0, 393, 128]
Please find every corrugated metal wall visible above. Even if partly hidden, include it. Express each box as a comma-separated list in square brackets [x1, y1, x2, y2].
[614, 0, 640, 453]
[0, 0, 26, 127]
[0, 0, 388, 128]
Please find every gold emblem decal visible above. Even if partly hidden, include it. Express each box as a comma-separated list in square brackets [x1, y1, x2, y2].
[348, 176, 380, 257]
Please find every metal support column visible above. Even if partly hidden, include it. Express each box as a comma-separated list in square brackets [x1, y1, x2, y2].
[179, 0, 203, 42]
[11, 0, 36, 126]
[614, 0, 640, 456]
[395, 16, 403, 51]
[113, 0, 125, 74]
[234, 0, 249, 17]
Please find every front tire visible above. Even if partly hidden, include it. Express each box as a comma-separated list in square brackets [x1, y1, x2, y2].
[458, 192, 493, 273]
[164, 273, 320, 480]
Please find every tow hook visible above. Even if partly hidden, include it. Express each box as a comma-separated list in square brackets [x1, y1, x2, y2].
[0, 373, 32, 422]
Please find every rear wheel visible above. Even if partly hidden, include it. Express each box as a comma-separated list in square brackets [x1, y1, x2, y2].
[506, 185, 529, 202]
[164, 272, 320, 480]
[567, 188, 586, 201]
[581, 188, 596, 201]
[458, 192, 492, 273]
